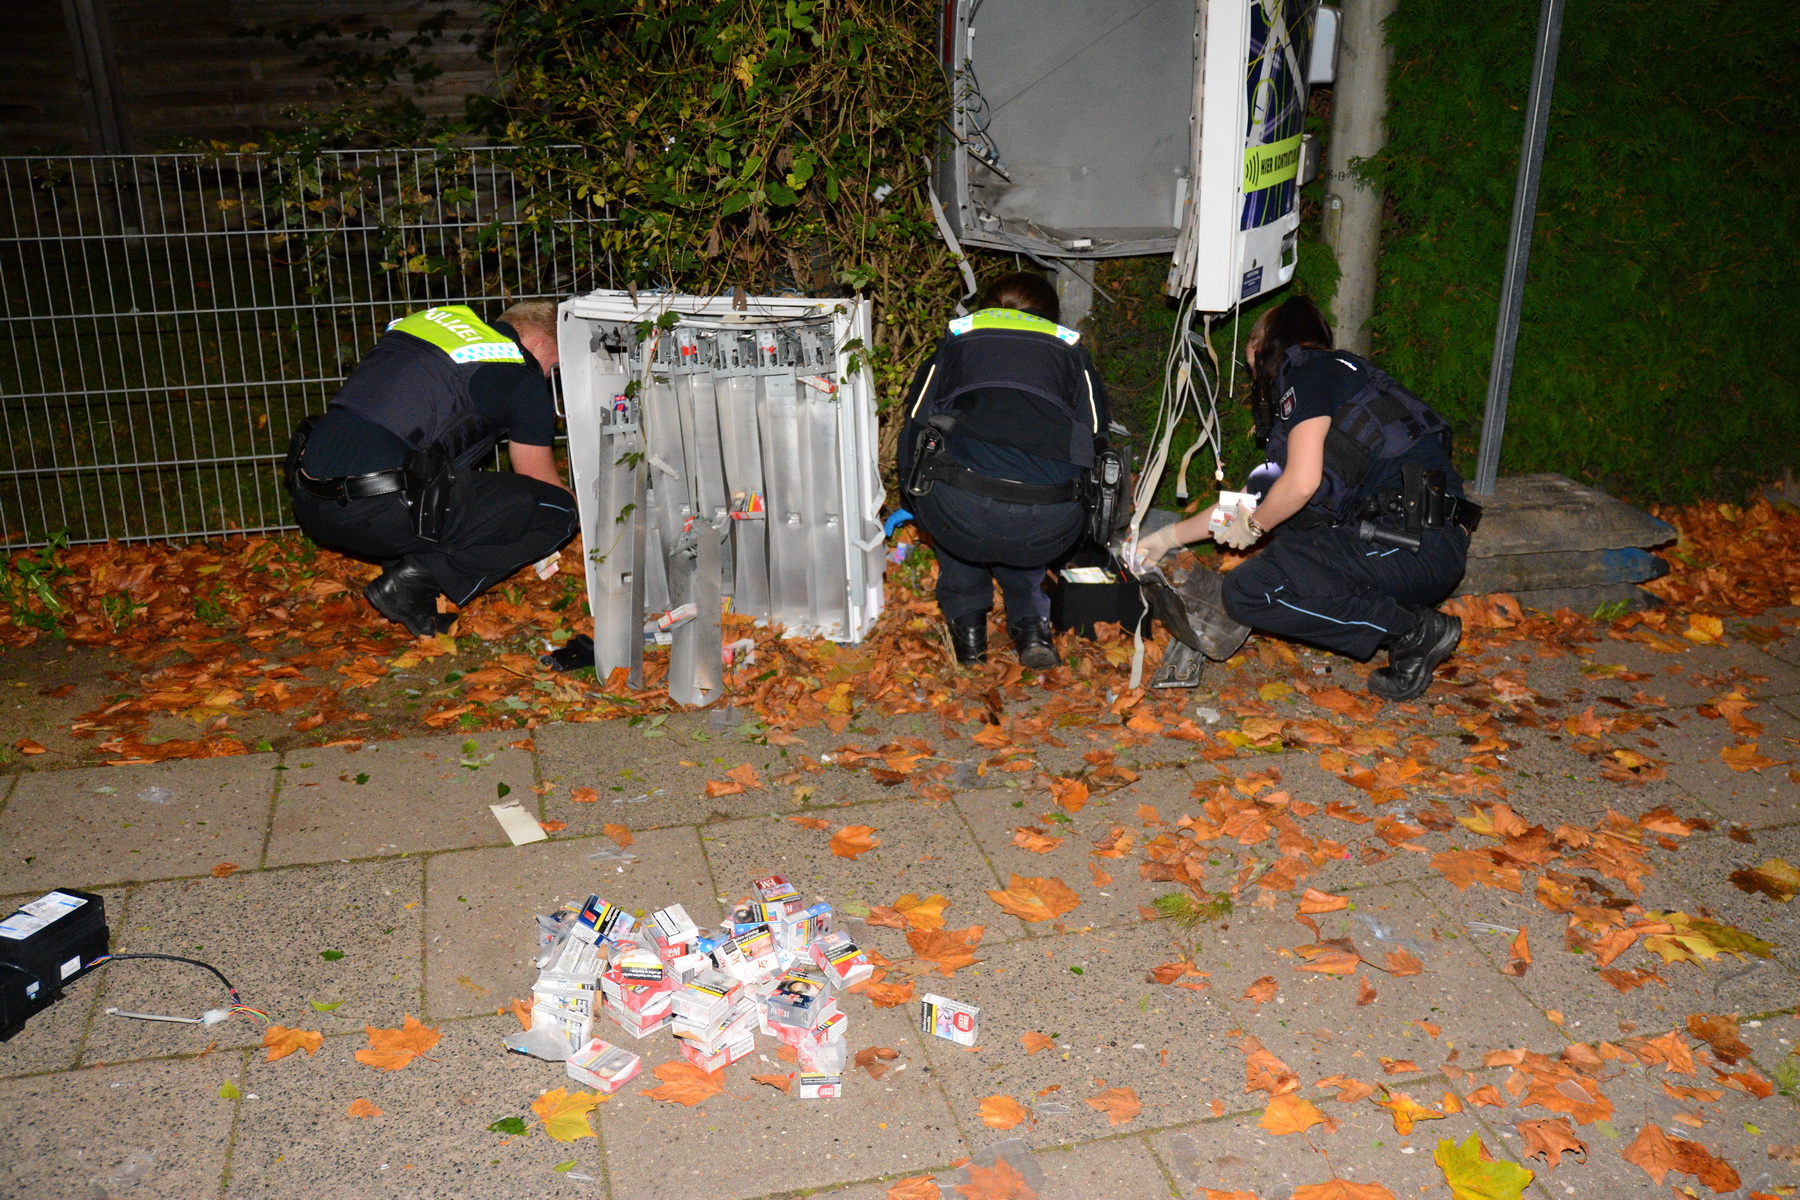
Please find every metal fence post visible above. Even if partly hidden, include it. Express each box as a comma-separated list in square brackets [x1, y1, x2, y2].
[1470, 0, 1565, 497]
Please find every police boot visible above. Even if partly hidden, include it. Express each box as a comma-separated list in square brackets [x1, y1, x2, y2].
[946, 613, 988, 666]
[1367, 608, 1462, 702]
[1008, 617, 1061, 670]
[365, 560, 451, 639]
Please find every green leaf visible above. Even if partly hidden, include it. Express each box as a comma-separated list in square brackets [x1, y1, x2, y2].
[309, 998, 345, 1012]
[497, 782, 511, 799]
[488, 1116, 529, 1136]
[552, 1160, 577, 1173]
[354, 773, 369, 785]
[219, 1080, 241, 1100]
[720, 192, 751, 217]
[1434, 1133, 1533, 1200]
[766, 182, 798, 207]
[320, 949, 345, 961]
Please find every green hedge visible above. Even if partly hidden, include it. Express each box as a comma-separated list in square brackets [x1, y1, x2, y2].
[1370, 0, 1800, 504]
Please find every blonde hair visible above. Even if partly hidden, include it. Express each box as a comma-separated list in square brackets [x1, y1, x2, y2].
[498, 299, 558, 340]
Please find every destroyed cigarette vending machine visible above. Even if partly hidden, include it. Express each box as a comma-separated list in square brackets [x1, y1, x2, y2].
[557, 293, 886, 707]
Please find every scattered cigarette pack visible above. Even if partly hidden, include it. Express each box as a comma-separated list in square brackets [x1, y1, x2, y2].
[919, 994, 979, 1047]
[564, 1038, 642, 1093]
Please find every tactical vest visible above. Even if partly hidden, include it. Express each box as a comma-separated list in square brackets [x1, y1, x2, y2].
[1267, 346, 1452, 520]
[329, 306, 526, 465]
[907, 309, 1101, 468]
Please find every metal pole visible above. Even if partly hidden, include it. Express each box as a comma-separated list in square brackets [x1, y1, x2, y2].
[1470, 0, 1565, 497]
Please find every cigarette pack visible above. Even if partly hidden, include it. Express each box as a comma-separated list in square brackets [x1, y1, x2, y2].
[672, 971, 742, 1026]
[575, 895, 636, 944]
[564, 1038, 643, 1093]
[767, 996, 840, 1044]
[602, 1000, 672, 1039]
[529, 1003, 592, 1056]
[532, 975, 598, 1017]
[665, 950, 711, 985]
[809, 931, 873, 987]
[797, 1073, 842, 1100]
[763, 964, 832, 1030]
[649, 903, 700, 958]
[675, 1026, 755, 1072]
[613, 946, 665, 984]
[750, 874, 802, 905]
[919, 994, 979, 1047]
[549, 933, 605, 980]
[600, 969, 674, 1015]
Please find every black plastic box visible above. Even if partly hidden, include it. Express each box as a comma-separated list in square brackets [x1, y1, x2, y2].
[0, 888, 109, 1041]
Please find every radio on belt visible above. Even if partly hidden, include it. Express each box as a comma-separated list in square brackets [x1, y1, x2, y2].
[0, 888, 109, 1041]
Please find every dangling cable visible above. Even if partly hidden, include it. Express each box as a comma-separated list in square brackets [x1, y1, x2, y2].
[89, 953, 269, 1026]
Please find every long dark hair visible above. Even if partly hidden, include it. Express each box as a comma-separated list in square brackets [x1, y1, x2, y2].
[1247, 295, 1332, 444]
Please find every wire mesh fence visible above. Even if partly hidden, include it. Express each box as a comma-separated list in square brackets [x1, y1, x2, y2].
[0, 147, 608, 548]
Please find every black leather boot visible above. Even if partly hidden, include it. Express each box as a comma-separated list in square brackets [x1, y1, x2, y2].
[1008, 616, 1061, 670]
[947, 613, 988, 665]
[365, 560, 450, 638]
[1367, 608, 1462, 702]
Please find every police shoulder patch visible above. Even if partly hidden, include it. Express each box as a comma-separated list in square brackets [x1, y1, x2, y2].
[1278, 387, 1296, 420]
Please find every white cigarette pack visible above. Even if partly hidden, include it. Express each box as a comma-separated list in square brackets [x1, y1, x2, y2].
[919, 994, 979, 1047]
[564, 1038, 643, 1093]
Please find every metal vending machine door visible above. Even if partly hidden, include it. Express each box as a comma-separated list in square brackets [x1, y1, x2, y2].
[558, 294, 885, 707]
[1166, 0, 1322, 311]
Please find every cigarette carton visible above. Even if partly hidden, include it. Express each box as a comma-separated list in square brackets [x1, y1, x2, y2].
[919, 994, 979, 1047]
[600, 969, 674, 1015]
[602, 1000, 672, 1039]
[564, 1038, 643, 1093]
[809, 931, 873, 987]
[672, 971, 741, 1026]
[665, 950, 711, 985]
[750, 874, 802, 905]
[764, 964, 832, 1031]
[675, 1026, 755, 1072]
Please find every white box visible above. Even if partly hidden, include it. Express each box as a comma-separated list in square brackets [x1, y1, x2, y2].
[919, 994, 979, 1047]
[798, 1072, 843, 1100]
[565, 1038, 643, 1093]
[810, 931, 873, 987]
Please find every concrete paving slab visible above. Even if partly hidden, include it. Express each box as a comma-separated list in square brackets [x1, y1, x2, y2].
[423, 826, 717, 1020]
[1654, 704, 1800, 827]
[226, 1016, 590, 1200]
[1147, 1099, 1514, 1198]
[0, 754, 277, 893]
[0, 1053, 237, 1200]
[1192, 879, 1567, 1090]
[597, 1000, 965, 1200]
[817, 1135, 1180, 1200]
[1500, 1067, 1796, 1198]
[906, 921, 1247, 1141]
[82, 859, 425, 1066]
[701, 797, 1030, 948]
[263, 732, 532, 866]
[1646, 830, 1800, 989]
[533, 716, 914, 833]
[951, 770, 1204, 934]
[1738, 1008, 1800, 1082]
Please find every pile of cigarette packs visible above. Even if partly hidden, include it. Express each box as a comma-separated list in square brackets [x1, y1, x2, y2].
[505, 874, 876, 1100]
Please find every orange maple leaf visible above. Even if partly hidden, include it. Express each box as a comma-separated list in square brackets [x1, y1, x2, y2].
[1242, 976, 1279, 1008]
[726, 762, 765, 790]
[1261, 1092, 1335, 1135]
[499, 997, 532, 1031]
[354, 1014, 441, 1071]
[1010, 827, 1063, 854]
[211, 862, 240, 878]
[977, 1094, 1030, 1129]
[787, 815, 830, 830]
[887, 1176, 940, 1200]
[955, 1157, 1036, 1200]
[345, 1098, 382, 1119]
[829, 824, 881, 859]
[1371, 1087, 1444, 1134]
[261, 1024, 323, 1063]
[569, 787, 599, 803]
[638, 1059, 726, 1107]
[602, 823, 634, 848]
[751, 1073, 794, 1094]
[906, 925, 985, 975]
[1296, 887, 1348, 913]
[1020, 1031, 1054, 1055]
[985, 874, 1080, 923]
[1049, 777, 1089, 813]
[864, 981, 916, 1008]
[1292, 1181, 1397, 1200]
[1085, 1085, 1142, 1126]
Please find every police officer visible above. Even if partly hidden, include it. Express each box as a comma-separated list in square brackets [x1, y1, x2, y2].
[898, 273, 1111, 668]
[287, 301, 580, 637]
[1132, 295, 1477, 701]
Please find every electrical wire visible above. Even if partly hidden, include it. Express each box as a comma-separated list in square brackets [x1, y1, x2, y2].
[88, 953, 268, 1025]
[1127, 292, 1234, 544]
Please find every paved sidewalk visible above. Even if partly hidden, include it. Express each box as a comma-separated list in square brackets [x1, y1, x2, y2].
[2, 620, 1798, 1200]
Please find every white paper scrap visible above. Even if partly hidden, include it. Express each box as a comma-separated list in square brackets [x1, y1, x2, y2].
[490, 801, 549, 845]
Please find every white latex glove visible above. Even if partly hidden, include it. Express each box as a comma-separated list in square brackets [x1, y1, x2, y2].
[1130, 524, 1185, 570]
[1211, 504, 1261, 550]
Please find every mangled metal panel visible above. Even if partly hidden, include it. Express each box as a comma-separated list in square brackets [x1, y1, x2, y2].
[558, 293, 885, 707]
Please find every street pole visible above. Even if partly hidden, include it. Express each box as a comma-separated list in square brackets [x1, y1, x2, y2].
[1470, 0, 1565, 497]
[1322, 0, 1398, 356]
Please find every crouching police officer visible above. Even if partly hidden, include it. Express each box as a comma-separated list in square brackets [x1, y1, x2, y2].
[1133, 295, 1478, 701]
[899, 272, 1114, 669]
[286, 301, 580, 637]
